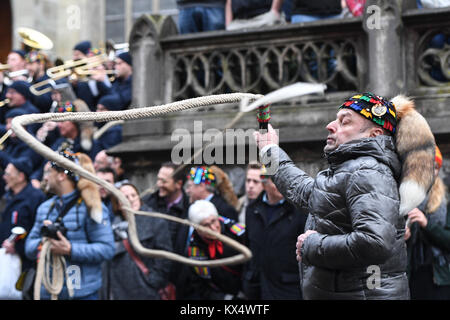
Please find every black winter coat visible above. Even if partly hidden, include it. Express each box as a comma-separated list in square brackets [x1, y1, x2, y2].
[263, 135, 410, 299]
[244, 193, 308, 299]
[100, 204, 173, 300]
[231, 0, 272, 19]
[176, 216, 245, 300]
[210, 194, 239, 221]
[0, 183, 46, 272]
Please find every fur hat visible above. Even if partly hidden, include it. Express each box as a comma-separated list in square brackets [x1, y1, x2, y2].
[340, 92, 397, 134]
[188, 200, 219, 225]
[391, 95, 436, 217]
[210, 165, 239, 209]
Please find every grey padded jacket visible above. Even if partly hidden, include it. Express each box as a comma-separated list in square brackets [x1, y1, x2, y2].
[262, 135, 410, 299]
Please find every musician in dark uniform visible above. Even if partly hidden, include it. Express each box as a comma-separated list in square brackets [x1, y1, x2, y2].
[26, 51, 53, 113]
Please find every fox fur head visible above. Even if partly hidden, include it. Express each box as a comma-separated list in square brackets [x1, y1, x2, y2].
[76, 153, 103, 223]
[392, 95, 436, 217]
[210, 165, 239, 210]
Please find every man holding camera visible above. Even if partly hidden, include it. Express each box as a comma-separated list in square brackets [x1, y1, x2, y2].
[25, 152, 115, 300]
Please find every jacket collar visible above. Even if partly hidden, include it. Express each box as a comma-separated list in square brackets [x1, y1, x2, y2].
[325, 135, 401, 179]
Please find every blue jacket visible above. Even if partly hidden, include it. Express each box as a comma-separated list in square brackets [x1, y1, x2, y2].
[73, 80, 113, 112]
[0, 137, 45, 183]
[91, 123, 122, 156]
[111, 76, 132, 109]
[0, 183, 46, 271]
[14, 101, 42, 135]
[30, 74, 53, 113]
[25, 190, 115, 299]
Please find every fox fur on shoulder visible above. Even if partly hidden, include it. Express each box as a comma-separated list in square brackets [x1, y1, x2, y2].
[392, 95, 436, 217]
[76, 153, 103, 223]
[425, 176, 446, 214]
[210, 165, 239, 210]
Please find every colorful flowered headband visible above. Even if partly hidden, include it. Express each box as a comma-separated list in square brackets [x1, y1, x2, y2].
[339, 92, 397, 134]
[88, 48, 103, 56]
[51, 149, 80, 182]
[25, 50, 45, 63]
[56, 101, 75, 113]
[188, 166, 216, 187]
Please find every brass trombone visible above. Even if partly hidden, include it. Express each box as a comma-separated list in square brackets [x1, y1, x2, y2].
[0, 64, 10, 71]
[0, 129, 12, 150]
[0, 99, 10, 107]
[46, 54, 108, 78]
[32, 55, 116, 95]
[29, 70, 72, 96]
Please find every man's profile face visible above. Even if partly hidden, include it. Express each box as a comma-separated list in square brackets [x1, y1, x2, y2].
[42, 164, 59, 194]
[324, 109, 373, 153]
[156, 166, 180, 199]
[185, 180, 205, 203]
[5, 88, 26, 107]
[114, 58, 131, 78]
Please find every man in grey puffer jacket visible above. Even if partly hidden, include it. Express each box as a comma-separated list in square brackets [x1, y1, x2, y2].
[253, 92, 410, 299]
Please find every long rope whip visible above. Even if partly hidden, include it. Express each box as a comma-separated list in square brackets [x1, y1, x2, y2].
[12, 93, 261, 267]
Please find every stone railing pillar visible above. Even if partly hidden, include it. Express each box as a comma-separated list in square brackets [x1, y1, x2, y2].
[363, 0, 405, 97]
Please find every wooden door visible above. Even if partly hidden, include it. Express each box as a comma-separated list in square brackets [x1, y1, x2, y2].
[0, 0, 12, 63]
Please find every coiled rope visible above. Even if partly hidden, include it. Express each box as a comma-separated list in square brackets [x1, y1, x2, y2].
[34, 238, 74, 300]
[12, 93, 263, 268]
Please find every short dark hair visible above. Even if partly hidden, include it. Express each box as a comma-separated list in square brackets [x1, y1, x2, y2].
[119, 182, 140, 195]
[246, 162, 262, 172]
[161, 162, 186, 185]
[359, 118, 391, 136]
[97, 167, 116, 182]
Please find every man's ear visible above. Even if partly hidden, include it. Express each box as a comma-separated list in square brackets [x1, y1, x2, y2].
[369, 126, 384, 137]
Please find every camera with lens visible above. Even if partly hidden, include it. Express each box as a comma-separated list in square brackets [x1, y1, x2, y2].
[41, 222, 68, 239]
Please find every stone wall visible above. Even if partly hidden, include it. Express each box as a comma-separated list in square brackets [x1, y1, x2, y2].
[11, 0, 105, 60]
[108, 1, 450, 195]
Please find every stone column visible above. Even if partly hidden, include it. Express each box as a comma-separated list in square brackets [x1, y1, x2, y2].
[128, 14, 178, 108]
[363, 0, 405, 97]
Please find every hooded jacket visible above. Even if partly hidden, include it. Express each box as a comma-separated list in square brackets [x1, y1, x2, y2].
[262, 135, 410, 299]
